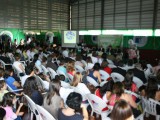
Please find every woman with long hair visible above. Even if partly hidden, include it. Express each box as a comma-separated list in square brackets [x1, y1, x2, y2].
[23, 76, 43, 105]
[43, 79, 64, 119]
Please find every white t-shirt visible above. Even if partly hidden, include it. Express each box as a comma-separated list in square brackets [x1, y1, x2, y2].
[21, 75, 30, 87]
[13, 61, 24, 73]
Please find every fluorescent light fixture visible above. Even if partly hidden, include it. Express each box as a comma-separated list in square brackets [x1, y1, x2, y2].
[87, 30, 101, 35]
[79, 31, 88, 35]
[102, 30, 133, 35]
[36, 32, 40, 35]
[133, 30, 153, 36]
[154, 29, 160, 36]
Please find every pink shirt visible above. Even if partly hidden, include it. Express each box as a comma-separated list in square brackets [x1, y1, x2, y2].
[4, 106, 17, 120]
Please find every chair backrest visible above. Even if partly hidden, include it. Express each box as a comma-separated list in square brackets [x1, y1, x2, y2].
[47, 67, 57, 79]
[35, 75, 49, 90]
[133, 76, 143, 88]
[41, 65, 49, 75]
[60, 81, 70, 88]
[75, 65, 84, 73]
[86, 63, 94, 70]
[111, 72, 124, 82]
[36, 105, 56, 120]
[91, 56, 98, 64]
[86, 93, 108, 115]
[23, 94, 41, 120]
[124, 89, 141, 99]
[67, 73, 73, 82]
[107, 59, 114, 65]
[86, 76, 99, 87]
[99, 70, 110, 81]
[142, 97, 160, 116]
[108, 64, 117, 69]
[35, 64, 43, 73]
[81, 60, 87, 68]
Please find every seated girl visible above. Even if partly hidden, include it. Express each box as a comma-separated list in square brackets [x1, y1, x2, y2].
[0, 80, 8, 102]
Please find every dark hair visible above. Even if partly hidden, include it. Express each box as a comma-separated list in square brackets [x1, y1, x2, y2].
[66, 92, 82, 111]
[93, 63, 100, 71]
[25, 65, 34, 75]
[46, 80, 61, 105]
[4, 69, 14, 78]
[99, 80, 114, 97]
[101, 53, 107, 60]
[113, 82, 124, 97]
[23, 76, 38, 97]
[2, 92, 16, 107]
[0, 107, 6, 120]
[76, 54, 82, 61]
[0, 68, 4, 78]
[124, 70, 134, 90]
[33, 54, 39, 63]
[101, 60, 108, 69]
[146, 77, 158, 99]
[111, 100, 133, 120]
[0, 80, 6, 90]
[15, 53, 21, 61]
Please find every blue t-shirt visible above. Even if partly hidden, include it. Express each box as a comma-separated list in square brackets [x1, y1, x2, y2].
[5, 77, 18, 90]
[58, 109, 83, 120]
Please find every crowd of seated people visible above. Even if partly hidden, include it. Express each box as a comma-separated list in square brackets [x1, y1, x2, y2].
[0, 41, 159, 120]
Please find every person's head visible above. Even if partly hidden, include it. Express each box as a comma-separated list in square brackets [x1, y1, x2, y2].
[117, 60, 124, 67]
[86, 56, 92, 63]
[25, 65, 34, 76]
[47, 80, 61, 105]
[71, 72, 82, 87]
[0, 107, 6, 120]
[42, 56, 47, 63]
[101, 53, 107, 60]
[100, 80, 114, 97]
[138, 85, 146, 97]
[146, 77, 158, 99]
[0, 80, 7, 91]
[66, 61, 75, 72]
[0, 68, 4, 78]
[101, 60, 108, 69]
[112, 82, 124, 97]
[4, 69, 14, 78]
[2, 92, 16, 107]
[93, 63, 100, 71]
[66, 92, 82, 111]
[23, 76, 38, 96]
[76, 54, 82, 61]
[124, 70, 134, 90]
[111, 100, 134, 120]
[59, 59, 65, 66]
[14, 53, 21, 61]
[33, 54, 39, 62]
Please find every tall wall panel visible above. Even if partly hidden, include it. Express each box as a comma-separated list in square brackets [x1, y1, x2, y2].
[0, 0, 69, 30]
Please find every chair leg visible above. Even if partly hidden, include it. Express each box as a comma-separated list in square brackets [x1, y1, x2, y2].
[91, 110, 94, 116]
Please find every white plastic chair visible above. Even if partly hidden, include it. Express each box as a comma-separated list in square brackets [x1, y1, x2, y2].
[35, 64, 43, 73]
[60, 81, 70, 88]
[142, 97, 160, 120]
[67, 73, 73, 82]
[108, 64, 117, 68]
[47, 67, 58, 79]
[36, 105, 56, 120]
[75, 65, 85, 73]
[91, 56, 98, 64]
[0, 60, 12, 70]
[111, 72, 124, 82]
[23, 94, 42, 120]
[34, 75, 49, 90]
[86, 94, 111, 119]
[107, 59, 114, 64]
[41, 65, 49, 75]
[99, 70, 110, 81]
[86, 76, 99, 87]
[81, 60, 87, 68]
[133, 76, 143, 88]
[57, 70, 68, 80]
[86, 63, 94, 70]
